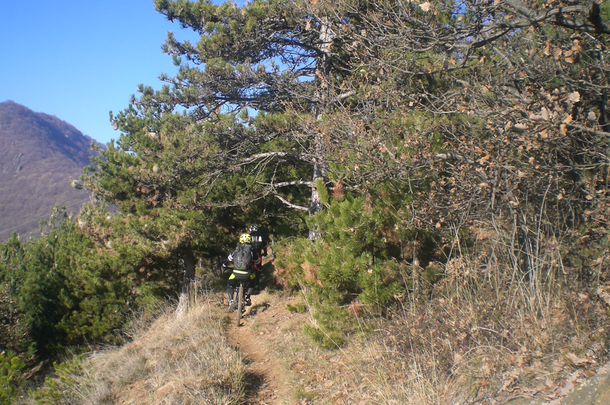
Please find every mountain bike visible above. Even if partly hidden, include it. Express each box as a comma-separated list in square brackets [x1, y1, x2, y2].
[235, 278, 247, 327]
[223, 262, 249, 327]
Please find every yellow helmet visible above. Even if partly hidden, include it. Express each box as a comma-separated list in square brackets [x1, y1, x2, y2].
[239, 233, 252, 244]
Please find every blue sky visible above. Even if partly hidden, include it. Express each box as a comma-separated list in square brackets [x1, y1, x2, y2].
[0, 1, 205, 145]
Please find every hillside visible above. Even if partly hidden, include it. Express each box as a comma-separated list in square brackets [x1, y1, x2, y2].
[23, 286, 610, 405]
[14, 256, 610, 404]
[0, 101, 98, 240]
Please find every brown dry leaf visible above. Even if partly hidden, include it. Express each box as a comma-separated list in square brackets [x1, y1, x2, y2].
[559, 381, 574, 396]
[553, 360, 565, 373]
[500, 369, 521, 392]
[572, 39, 582, 55]
[568, 91, 581, 103]
[596, 287, 610, 306]
[591, 257, 604, 266]
[543, 41, 551, 56]
[564, 353, 588, 367]
[481, 364, 492, 376]
[419, 1, 431, 11]
[560, 124, 568, 136]
[513, 123, 527, 132]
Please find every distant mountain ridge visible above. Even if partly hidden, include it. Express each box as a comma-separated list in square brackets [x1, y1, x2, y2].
[0, 100, 100, 240]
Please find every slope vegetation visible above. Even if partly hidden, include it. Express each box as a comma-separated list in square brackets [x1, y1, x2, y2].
[24, 286, 610, 405]
[0, 101, 96, 240]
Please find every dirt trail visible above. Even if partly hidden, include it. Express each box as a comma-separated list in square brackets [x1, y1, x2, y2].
[225, 295, 288, 405]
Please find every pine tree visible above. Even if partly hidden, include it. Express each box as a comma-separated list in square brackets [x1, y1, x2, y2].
[82, 0, 610, 320]
[1, 210, 135, 354]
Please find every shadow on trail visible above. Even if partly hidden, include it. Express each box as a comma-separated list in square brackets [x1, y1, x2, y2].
[241, 364, 275, 404]
[247, 302, 270, 316]
[225, 314, 279, 405]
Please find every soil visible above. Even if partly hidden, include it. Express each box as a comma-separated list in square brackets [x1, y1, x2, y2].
[225, 300, 284, 405]
[224, 286, 302, 404]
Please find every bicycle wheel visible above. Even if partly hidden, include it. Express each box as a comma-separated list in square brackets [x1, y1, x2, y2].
[236, 282, 244, 327]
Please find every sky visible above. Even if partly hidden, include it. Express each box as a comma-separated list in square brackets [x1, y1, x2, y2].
[0, 1, 205, 145]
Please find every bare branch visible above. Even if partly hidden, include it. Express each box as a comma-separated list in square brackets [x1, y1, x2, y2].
[238, 151, 312, 166]
[274, 194, 309, 211]
[268, 180, 314, 188]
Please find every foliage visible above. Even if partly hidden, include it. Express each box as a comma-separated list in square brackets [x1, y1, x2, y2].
[29, 355, 89, 405]
[0, 233, 32, 355]
[0, 351, 26, 404]
[0, 208, 136, 355]
[276, 183, 415, 346]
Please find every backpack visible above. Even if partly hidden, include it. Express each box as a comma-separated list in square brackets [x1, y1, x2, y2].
[233, 243, 253, 270]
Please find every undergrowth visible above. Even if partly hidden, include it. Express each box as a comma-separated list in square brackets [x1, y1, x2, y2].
[16, 237, 610, 404]
[21, 290, 246, 405]
[268, 232, 610, 404]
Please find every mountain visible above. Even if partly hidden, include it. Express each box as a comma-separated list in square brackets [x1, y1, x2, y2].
[0, 101, 99, 240]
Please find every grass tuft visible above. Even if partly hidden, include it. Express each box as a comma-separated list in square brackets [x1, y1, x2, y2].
[27, 292, 246, 404]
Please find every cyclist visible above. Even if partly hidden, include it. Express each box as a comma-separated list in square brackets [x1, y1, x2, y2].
[223, 233, 256, 312]
[248, 224, 268, 289]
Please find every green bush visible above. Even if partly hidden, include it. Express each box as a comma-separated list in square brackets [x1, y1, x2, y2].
[0, 351, 26, 404]
[277, 185, 415, 346]
[0, 212, 138, 355]
[29, 355, 89, 405]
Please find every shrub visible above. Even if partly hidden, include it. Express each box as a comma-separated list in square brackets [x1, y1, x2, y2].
[0, 351, 26, 404]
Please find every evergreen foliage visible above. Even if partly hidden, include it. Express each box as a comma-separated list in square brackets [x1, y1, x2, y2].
[276, 183, 414, 346]
[1, 209, 135, 355]
[28, 355, 88, 405]
[0, 351, 25, 404]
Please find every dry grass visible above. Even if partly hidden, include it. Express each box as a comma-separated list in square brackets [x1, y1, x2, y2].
[23, 238, 610, 404]
[25, 293, 247, 404]
[246, 240, 610, 405]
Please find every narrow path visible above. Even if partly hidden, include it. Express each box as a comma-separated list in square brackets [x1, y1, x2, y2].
[225, 298, 283, 404]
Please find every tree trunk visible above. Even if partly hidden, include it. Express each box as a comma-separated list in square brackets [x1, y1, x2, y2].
[175, 249, 196, 318]
[309, 17, 333, 240]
